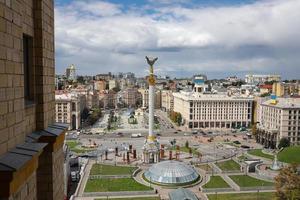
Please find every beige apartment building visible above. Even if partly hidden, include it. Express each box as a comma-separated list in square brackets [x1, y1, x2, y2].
[256, 98, 300, 148]
[161, 90, 174, 113]
[138, 88, 161, 109]
[0, 1, 66, 199]
[109, 79, 118, 90]
[120, 88, 142, 107]
[99, 90, 117, 109]
[55, 93, 85, 130]
[94, 79, 107, 91]
[272, 82, 300, 97]
[173, 91, 253, 129]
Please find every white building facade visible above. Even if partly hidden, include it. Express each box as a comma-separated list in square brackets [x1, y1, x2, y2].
[161, 90, 174, 113]
[55, 93, 84, 130]
[256, 98, 300, 148]
[245, 74, 281, 84]
[173, 92, 253, 129]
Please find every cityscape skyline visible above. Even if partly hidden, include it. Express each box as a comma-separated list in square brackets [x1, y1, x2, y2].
[55, 0, 300, 79]
[1, 1, 299, 200]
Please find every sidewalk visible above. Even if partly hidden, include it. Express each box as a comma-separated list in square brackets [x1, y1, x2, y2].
[77, 160, 94, 196]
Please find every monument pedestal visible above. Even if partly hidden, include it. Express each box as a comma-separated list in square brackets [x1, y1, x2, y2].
[142, 138, 160, 163]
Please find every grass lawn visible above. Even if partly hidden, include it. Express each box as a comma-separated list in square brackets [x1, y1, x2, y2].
[96, 198, 160, 200]
[216, 160, 240, 171]
[180, 146, 198, 154]
[229, 175, 274, 187]
[237, 154, 249, 161]
[171, 146, 198, 154]
[203, 176, 230, 188]
[196, 164, 212, 172]
[66, 141, 93, 153]
[90, 164, 137, 175]
[207, 192, 275, 200]
[248, 149, 274, 160]
[66, 140, 78, 148]
[278, 146, 300, 164]
[223, 142, 240, 148]
[84, 178, 151, 192]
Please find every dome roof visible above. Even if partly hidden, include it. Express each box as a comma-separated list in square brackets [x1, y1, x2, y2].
[144, 160, 199, 185]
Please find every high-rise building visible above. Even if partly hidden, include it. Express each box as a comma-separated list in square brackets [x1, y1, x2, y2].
[256, 97, 300, 148]
[0, 1, 67, 199]
[65, 64, 76, 81]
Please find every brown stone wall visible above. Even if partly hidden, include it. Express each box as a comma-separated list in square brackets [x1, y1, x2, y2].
[1, 0, 62, 200]
[34, 0, 55, 130]
[52, 146, 65, 200]
[0, 0, 55, 153]
[8, 172, 37, 200]
[37, 137, 65, 200]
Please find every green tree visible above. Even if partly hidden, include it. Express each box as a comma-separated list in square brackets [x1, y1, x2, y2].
[112, 86, 120, 93]
[275, 164, 300, 200]
[185, 140, 189, 149]
[278, 137, 291, 149]
[81, 107, 89, 120]
[169, 111, 182, 126]
[260, 93, 271, 97]
[77, 76, 85, 84]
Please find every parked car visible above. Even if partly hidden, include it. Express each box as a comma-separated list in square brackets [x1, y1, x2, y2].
[241, 145, 250, 149]
[233, 140, 241, 144]
[71, 171, 80, 182]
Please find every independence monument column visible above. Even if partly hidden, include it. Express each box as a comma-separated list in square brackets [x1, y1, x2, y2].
[142, 56, 160, 163]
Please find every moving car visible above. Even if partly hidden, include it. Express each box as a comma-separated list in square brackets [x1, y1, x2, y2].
[116, 132, 124, 137]
[131, 133, 142, 138]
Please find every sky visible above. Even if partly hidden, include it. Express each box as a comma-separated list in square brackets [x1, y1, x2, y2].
[55, 0, 300, 79]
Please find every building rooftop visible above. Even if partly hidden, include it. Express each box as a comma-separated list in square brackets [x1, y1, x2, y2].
[55, 92, 79, 101]
[261, 97, 300, 108]
[173, 91, 253, 101]
[169, 188, 199, 200]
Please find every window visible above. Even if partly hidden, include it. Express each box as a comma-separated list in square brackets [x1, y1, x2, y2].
[72, 102, 76, 111]
[23, 34, 34, 104]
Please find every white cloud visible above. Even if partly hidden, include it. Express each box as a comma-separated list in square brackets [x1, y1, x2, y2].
[147, 0, 191, 5]
[55, 0, 300, 78]
[70, 0, 122, 16]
